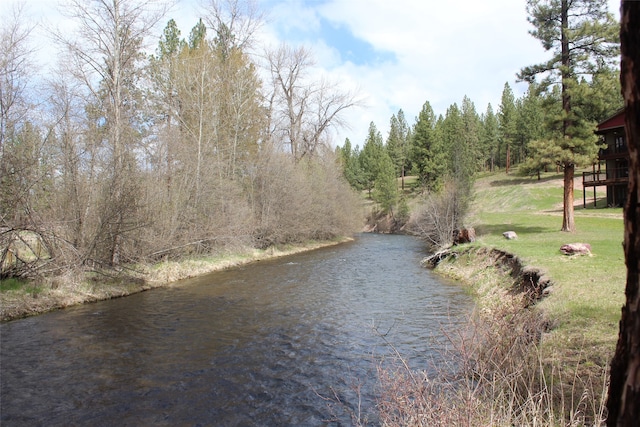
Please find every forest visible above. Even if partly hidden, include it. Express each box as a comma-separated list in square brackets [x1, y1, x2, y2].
[338, 0, 621, 245]
[0, 0, 363, 279]
[0, 0, 622, 279]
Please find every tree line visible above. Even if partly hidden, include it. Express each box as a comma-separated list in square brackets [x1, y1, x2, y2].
[0, 0, 361, 278]
[338, 0, 621, 245]
[0, 0, 624, 275]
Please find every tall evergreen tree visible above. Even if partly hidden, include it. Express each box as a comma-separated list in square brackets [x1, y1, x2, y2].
[442, 102, 474, 228]
[188, 18, 207, 50]
[519, 0, 619, 232]
[580, 64, 623, 123]
[411, 101, 445, 191]
[337, 138, 364, 190]
[149, 19, 186, 197]
[373, 150, 398, 214]
[480, 103, 499, 171]
[515, 84, 545, 160]
[498, 82, 518, 173]
[359, 122, 384, 197]
[386, 109, 411, 190]
[461, 96, 481, 171]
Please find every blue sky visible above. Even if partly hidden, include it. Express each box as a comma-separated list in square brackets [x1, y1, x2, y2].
[254, 0, 621, 146]
[4, 0, 622, 148]
[301, 19, 396, 66]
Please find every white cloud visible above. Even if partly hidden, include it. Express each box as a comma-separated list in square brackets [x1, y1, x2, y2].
[307, 0, 548, 145]
[263, 0, 621, 146]
[3, 0, 621, 147]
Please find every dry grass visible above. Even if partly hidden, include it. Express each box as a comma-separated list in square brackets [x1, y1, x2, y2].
[376, 263, 609, 426]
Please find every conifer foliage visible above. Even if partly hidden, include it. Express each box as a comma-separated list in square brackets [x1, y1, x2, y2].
[518, 0, 619, 232]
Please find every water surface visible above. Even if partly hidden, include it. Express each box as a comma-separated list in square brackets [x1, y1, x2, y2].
[1, 233, 473, 425]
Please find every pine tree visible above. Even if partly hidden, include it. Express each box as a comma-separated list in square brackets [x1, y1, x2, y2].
[338, 138, 364, 190]
[461, 96, 481, 171]
[519, 0, 618, 232]
[480, 104, 499, 171]
[520, 139, 561, 179]
[373, 150, 399, 214]
[498, 83, 518, 173]
[359, 122, 399, 212]
[411, 101, 445, 191]
[359, 122, 384, 197]
[386, 109, 411, 190]
[149, 19, 186, 198]
[515, 84, 545, 162]
[442, 102, 474, 228]
[188, 18, 207, 50]
[579, 64, 623, 123]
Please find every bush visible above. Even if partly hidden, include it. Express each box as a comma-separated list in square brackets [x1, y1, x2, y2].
[251, 151, 362, 247]
[406, 180, 472, 251]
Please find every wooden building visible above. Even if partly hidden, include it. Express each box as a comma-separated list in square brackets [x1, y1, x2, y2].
[582, 109, 629, 207]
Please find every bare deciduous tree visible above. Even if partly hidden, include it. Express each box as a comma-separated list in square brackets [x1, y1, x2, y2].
[0, 3, 58, 279]
[55, 0, 168, 265]
[265, 43, 360, 161]
[47, 69, 89, 252]
[202, 0, 263, 56]
[406, 181, 460, 252]
[0, 2, 37, 225]
[0, 0, 363, 279]
[0, 2, 34, 156]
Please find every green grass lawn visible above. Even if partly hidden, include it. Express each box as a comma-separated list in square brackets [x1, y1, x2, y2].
[468, 170, 625, 366]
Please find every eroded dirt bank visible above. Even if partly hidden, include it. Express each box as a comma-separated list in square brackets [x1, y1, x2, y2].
[424, 246, 553, 308]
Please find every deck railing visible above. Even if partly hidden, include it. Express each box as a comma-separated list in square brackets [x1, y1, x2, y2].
[599, 145, 629, 158]
[583, 168, 629, 185]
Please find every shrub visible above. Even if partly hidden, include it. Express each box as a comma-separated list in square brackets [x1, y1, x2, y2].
[376, 273, 608, 426]
[406, 180, 472, 251]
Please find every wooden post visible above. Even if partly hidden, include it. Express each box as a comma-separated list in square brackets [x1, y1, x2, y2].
[593, 164, 597, 207]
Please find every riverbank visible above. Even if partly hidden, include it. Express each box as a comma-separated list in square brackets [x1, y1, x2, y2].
[0, 237, 352, 322]
[378, 244, 563, 426]
[378, 240, 611, 425]
[417, 170, 624, 424]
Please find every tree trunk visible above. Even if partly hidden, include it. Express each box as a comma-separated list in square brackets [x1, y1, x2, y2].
[560, 0, 571, 138]
[506, 143, 511, 174]
[559, 0, 575, 233]
[561, 163, 575, 232]
[607, 1, 640, 425]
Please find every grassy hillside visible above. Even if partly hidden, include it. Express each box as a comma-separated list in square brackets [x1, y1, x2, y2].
[467, 170, 625, 367]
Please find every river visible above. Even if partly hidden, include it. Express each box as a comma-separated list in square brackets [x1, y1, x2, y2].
[1, 233, 473, 426]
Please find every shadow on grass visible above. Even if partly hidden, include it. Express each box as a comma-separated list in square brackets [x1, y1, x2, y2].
[474, 223, 554, 237]
[489, 174, 564, 187]
[574, 198, 612, 210]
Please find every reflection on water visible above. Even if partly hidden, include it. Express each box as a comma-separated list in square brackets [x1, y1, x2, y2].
[1, 234, 473, 425]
